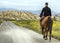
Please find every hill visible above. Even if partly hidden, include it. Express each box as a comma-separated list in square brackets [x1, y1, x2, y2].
[0, 10, 39, 21]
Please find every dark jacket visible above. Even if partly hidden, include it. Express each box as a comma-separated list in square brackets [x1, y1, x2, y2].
[40, 6, 51, 17]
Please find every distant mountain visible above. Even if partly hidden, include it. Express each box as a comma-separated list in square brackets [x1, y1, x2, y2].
[0, 8, 16, 11]
[0, 10, 39, 20]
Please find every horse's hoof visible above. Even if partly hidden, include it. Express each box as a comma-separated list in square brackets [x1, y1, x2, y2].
[49, 38, 51, 40]
[45, 38, 48, 40]
[43, 36, 45, 39]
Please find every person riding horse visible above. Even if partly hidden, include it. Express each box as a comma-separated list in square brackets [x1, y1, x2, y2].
[40, 2, 53, 40]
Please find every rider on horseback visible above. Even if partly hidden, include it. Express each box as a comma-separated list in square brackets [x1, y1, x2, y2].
[40, 2, 52, 34]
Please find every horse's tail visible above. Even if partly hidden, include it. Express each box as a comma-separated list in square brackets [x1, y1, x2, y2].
[47, 16, 52, 31]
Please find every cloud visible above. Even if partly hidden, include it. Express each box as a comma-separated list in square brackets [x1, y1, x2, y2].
[0, 0, 44, 6]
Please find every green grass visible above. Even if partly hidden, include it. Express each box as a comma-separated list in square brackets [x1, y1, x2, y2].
[12, 20, 60, 40]
[52, 21, 60, 40]
[12, 20, 40, 33]
[0, 20, 3, 24]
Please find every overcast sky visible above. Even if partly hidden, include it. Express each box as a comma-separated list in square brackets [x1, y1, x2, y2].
[0, 0, 60, 13]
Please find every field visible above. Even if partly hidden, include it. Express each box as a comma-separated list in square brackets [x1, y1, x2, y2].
[12, 20, 60, 40]
[52, 21, 60, 40]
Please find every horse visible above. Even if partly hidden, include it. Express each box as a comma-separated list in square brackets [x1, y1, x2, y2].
[40, 16, 54, 41]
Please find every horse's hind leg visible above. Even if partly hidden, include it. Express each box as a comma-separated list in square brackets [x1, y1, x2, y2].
[42, 27, 44, 34]
[45, 28, 48, 40]
[43, 28, 45, 39]
[49, 29, 52, 40]
[44, 28, 48, 40]
[49, 26, 52, 41]
[43, 26, 48, 40]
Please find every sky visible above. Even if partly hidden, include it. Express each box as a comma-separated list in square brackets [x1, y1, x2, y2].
[0, 0, 60, 13]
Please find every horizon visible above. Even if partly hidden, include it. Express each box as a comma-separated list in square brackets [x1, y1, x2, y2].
[0, 0, 60, 13]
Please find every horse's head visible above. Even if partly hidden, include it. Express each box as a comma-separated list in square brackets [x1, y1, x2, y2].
[51, 16, 54, 20]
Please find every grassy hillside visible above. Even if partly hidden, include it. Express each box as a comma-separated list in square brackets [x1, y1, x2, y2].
[12, 20, 60, 40]
[0, 10, 39, 20]
[52, 21, 60, 40]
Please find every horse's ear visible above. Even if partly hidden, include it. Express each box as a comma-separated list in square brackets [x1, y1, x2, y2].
[51, 16, 54, 20]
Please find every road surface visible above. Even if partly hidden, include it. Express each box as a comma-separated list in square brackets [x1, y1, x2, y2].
[0, 21, 60, 43]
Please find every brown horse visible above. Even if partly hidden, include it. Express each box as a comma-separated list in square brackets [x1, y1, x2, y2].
[40, 16, 54, 40]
